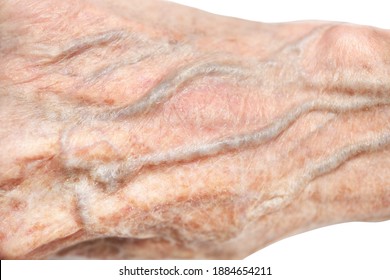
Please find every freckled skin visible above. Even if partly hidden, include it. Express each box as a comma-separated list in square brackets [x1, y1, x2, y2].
[0, 0, 389, 259]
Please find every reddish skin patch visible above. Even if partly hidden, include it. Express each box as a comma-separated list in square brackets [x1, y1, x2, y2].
[10, 198, 27, 212]
[27, 223, 47, 235]
[0, 232, 6, 242]
[0, 179, 23, 191]
[74, 141, 120, 162]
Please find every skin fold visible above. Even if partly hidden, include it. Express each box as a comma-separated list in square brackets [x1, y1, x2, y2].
[0, 0, 389, 259]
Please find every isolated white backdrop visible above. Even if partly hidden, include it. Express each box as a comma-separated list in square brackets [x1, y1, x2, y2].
[169, 0, 390, 28]
[169, 0, 390, 279]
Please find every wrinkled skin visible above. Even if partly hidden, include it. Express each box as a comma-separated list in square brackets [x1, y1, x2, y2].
[0, 0, 389, 259]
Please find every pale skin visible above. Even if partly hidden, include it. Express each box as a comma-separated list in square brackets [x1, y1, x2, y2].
[0, 0, 389, 259]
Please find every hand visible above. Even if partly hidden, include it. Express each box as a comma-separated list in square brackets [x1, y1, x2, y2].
[1, 0, 389, 259]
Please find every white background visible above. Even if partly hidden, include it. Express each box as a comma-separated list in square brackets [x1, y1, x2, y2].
[2, 1, 389, 280]
[170, 0, 390, 28]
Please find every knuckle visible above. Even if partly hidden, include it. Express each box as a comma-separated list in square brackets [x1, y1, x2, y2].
[316, 24, 388, 69]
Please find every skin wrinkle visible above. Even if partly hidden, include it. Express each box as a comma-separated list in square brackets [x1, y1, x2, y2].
[85, 55, 150, 84]
[23, 40, 198, 123]
[31, 29, 183, 91]
[71, 177, 93, 229]
[284, 113, 336, 158]
[252, 131, 390, 218]
[37, 30, 129, 65]
[23, 229, 89, 260]
[303, 70, 390, 97]
[88, 95, 390, 187]
[83, 33, 184, 84]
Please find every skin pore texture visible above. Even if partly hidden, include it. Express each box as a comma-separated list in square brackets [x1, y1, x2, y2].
[0, 0, 389, 259]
